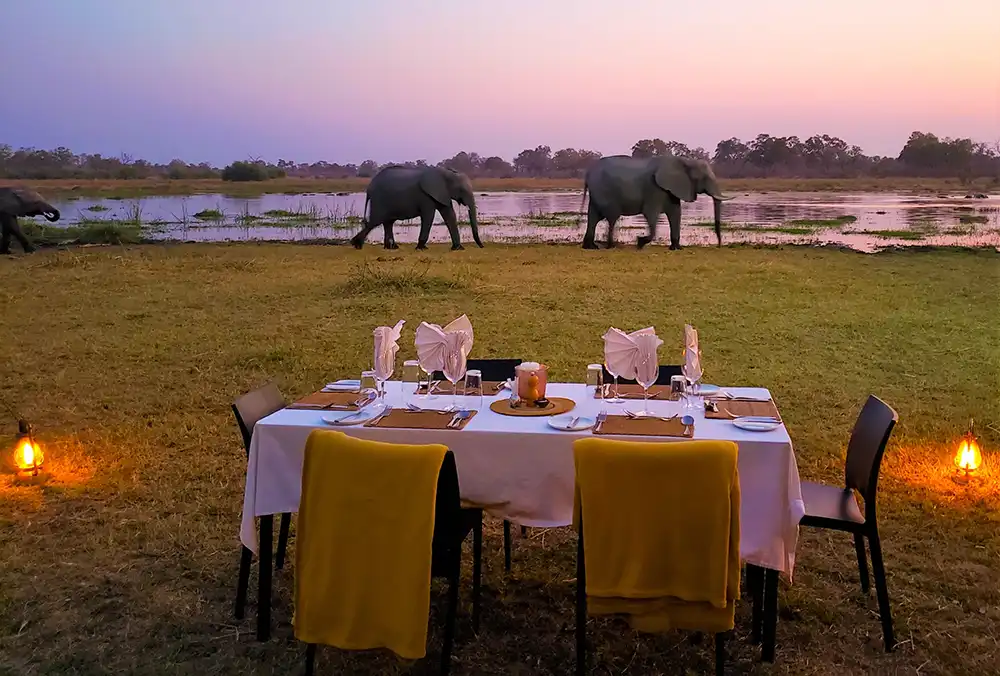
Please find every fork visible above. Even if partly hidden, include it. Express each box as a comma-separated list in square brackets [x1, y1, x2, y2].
[624, 409, 677, 422]
[594, 408, 608, 433]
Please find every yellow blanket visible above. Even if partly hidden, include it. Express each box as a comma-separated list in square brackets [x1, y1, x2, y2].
[573, 438, 741, 633]
[293, 429, 447, 660]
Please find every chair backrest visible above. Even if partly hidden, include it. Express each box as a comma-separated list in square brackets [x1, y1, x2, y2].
[231, 382, 286, 457]
[602, 364, 683, 386]
[431, 451, 464, 557]
[844, 395, 898, 510]
[433, 358, 522, 383]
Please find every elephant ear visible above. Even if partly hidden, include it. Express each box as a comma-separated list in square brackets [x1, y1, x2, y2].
[653, 157, 696, 203]
[419, 170, 452, 208]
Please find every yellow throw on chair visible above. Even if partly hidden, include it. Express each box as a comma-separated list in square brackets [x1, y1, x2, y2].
[293, 429, 448, 660]
[573, 438, 741, 634]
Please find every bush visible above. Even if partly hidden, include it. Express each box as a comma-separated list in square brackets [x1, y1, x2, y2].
[222, 161, 268, 182]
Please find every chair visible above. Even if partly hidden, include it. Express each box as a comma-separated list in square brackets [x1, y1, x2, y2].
[298, 433, 482, 675]
[798, 394, 898, 652]
[432, 358, 522, 383]
[573, 438, 741, 676]
[602, 364, 683, 386]
[501, 364, 685, 574]
[231, 382, 290, 621]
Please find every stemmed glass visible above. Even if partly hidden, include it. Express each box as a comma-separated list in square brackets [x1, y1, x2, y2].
[636, 355, 658, 417]
[682, 352, 703, 412]
[417, 362, 436, 400]
[603, 362, 625, 404]
[374, 358, 394, 412]
[442, 347, 468, 411]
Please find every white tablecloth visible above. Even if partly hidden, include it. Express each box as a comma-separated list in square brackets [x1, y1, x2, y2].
[241, 383, 806, 576]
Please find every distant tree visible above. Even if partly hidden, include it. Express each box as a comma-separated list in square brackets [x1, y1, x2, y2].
[480, 156, 514, 177]
[512, 145, 552, 176]
[222, 160, 269, 181]
[357, 160, 380, 178]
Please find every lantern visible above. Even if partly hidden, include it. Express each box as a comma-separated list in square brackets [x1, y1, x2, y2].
[13, 419, 43, 477]
[953, 419, 983, 477]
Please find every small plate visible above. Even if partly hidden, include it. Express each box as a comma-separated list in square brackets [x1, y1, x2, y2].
[548, 415, 595, 431]
[322, 410, 377, 426]
[732, 417, 781, 432]
[695, 384, 721, 396]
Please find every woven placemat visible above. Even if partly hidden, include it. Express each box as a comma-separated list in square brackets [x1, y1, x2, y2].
[593, 414, 694, 438]
[363, 408, 477, 430]
[489, 397, 576, 417]
[288, 391, 372, 410]
[416, 381, 507, 395]
[705, 399, 781, 421]
[593, 384, 679, 401]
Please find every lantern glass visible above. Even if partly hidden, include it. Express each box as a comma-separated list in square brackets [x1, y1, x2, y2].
[954, 434, 982, 474]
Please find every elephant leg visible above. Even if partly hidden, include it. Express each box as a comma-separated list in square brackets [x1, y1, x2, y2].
[582, 201, 602, 249]
[605, 215, 620, 248]
[1, 214, 32, 254]
[637, 207, 662, 249]
[382, 220, 399, 250]
[416, 205, 435, 250]
[665, 197, 682, 250]
[439, 204, 463, 251]
[350, 217, 381, 249]
[0, 215, 11, 254]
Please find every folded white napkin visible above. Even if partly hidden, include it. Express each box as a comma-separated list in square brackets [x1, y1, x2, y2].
[414, 314, 474, 373]
[683, 324, 703, 383]
[602, 326, 660, 382]
[373, 320, 405, 381]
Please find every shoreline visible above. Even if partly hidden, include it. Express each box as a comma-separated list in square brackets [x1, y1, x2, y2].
[3, 176, 997, 200]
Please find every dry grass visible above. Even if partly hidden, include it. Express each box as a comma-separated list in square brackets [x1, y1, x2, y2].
[4, 176, 996, 200]
[0, 243, 998, 675]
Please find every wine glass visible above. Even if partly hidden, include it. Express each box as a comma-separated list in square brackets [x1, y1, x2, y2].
[374, 359, 394, 412]
[636, 356, 658, 417]
[417, 362, 436, 400]
[603, 361, 624, 404]
[442, 348, 468, 411]
[682, 352, 703, 412]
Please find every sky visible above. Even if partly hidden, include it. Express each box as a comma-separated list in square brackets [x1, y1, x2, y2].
[2, 0, 998, 165]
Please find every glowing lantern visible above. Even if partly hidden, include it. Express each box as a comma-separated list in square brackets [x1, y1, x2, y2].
[13, 419, 43, 477]
[953, 419, 983, 477]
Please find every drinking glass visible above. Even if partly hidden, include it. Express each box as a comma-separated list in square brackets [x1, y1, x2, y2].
[636, 358, 658, 417]
[402, 360, 420, 406]
[360, 370, 377, 396]
[682, 355, 703, 413]
[603, 362, 624, 404]
[417, 362, 437, 400]
[374, 360, 394, 412]
[442, 349, 468, 411]
[586, 364, 602, 398]
[464, 369, 483, 411]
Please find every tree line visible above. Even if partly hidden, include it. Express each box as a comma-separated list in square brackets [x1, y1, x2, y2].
[1, 131, 997, 182]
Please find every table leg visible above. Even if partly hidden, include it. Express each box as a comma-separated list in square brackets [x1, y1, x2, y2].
[761, 567, 778, 662]
[747, 564, 763, 644]
[257, 514, 273, 641]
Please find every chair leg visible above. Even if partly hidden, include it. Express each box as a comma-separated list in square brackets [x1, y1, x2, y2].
[867, 529, 896, 652]
[576, 526, 587, 676]
[276, 513, 291, 570]
[305, 644, 316, 675]
[503, 520, 512, 573]
[440, 574, 461, 676]
[854, 531, 870, 593]
[472, 517, 483, 633]
[235, 545, 253, 619]
[715, 632, 726, 676]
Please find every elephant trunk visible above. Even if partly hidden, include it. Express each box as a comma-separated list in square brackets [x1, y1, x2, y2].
[467, 197, 484, 248]
[712, 198, 723, 247]
[44, 206, 60, 222]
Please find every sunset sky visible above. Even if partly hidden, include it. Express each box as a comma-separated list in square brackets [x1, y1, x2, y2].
[4, 0, 998, 165]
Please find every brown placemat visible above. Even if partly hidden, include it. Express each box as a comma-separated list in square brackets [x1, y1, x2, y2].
[489, 397, 576, 417]
[704, 399, 781, 421]
[288, 391, 371, 410]
[593, 384, 679, 401]
[363, 408, 477, 430]
[593, 415, 693, 438]
[416, 381, 507, 395]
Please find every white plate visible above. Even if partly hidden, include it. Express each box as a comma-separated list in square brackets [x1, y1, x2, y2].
[731, 417, 781, 432]
[547, 415, 595, 431]
[322, 411, 377, 426]
[696, 384, 721, 396]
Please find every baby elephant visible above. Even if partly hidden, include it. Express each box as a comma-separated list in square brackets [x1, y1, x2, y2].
[0, 187, 61, 254]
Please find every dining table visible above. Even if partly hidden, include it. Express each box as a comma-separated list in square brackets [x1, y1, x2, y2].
[240, 381, 805, 661]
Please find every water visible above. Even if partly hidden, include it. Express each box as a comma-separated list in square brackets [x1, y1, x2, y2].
[51, 191, 1000, 252]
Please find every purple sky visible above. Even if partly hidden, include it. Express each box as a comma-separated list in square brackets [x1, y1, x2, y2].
[3, 0, 998, 165]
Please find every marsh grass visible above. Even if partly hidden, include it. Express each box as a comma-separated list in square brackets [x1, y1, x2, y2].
[848, 229, 927, 240]
[84, 204, 110, 212]
[959, 214, 989, 224]
[787, 215, 858, 227]
[193, 208, 225, 221]
[0, 244, 998, 674]
[21, 220, 145, 246]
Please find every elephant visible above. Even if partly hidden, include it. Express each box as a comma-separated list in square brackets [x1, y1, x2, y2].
[350, 165, 484, 251]
[0, 187, 60, 254]
[579, 155, 734, 250]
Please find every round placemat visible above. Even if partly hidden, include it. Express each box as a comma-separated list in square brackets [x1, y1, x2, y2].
[490, 397, 576, 417]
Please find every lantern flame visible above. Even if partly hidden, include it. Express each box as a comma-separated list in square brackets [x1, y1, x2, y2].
[954, 433, 982, 474]
[15, 437, 43, 472]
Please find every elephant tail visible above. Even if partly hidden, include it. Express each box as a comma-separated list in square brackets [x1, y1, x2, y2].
[362, 194, 370, 226]
[576, 184, 588, 229]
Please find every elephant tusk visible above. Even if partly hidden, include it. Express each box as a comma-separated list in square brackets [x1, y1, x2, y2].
[712, 193, 737, 202]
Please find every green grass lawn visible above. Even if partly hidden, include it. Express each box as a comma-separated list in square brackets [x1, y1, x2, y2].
[1, 243, 998, 675]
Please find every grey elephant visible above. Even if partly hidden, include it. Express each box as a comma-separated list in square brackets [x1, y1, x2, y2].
[580, 155, 734, 250]
[0, 187, 61, 254]
[350, 165, 483, 250]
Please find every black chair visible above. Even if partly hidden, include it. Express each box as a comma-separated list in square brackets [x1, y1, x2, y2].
[797, 394, 899, 652]
[502, 363, 685, 574]
[231, 383, 291, 622]
[601, 363, 683, 386]
[304, 450, 483, 676]
[432, 358, 522, 383]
